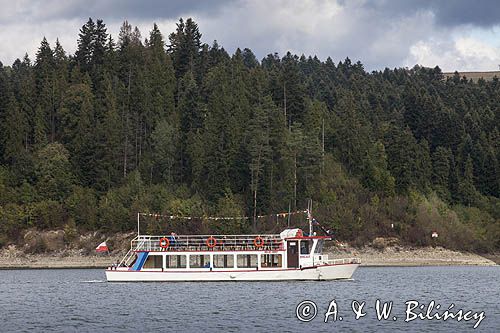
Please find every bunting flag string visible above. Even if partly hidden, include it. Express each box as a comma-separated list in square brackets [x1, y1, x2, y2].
[139, 210, 308, 221]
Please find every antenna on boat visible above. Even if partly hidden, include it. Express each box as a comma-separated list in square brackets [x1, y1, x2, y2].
[307, 199, 313, 236]
[287, 202, 291, 227]
[137, 212, 140, 237]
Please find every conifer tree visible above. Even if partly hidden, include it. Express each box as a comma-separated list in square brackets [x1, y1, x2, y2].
[75, 18, 96, 71]
[459, 155, 478, 206]
[3, 93, 28, 164]
[34, 37, 55, 143]
[168, 18, 202, 78]
[248, 96, 271, 230]
[432, 146, 452, 201]
[0, 16, 498, 249]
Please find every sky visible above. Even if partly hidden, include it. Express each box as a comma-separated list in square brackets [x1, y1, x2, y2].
[2, 0, 500, 71]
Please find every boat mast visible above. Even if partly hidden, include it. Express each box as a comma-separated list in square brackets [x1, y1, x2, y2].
[137, 212, 140, 237]
[307, 199, 313, 236]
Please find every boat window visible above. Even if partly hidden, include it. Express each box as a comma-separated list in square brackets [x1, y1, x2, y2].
[300, 240, 312, 255]
[165, 255, 187, 269]
[143, 254, 163, 269]
[213, 254, 235, 268]
[189, 255, 211, 268]
[260, 254, 282, 268]
[314, 240, 324, 254]
[236, 254, 258, 268]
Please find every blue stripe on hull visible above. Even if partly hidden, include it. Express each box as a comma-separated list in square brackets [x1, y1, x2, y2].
[131, 252, 148, 271]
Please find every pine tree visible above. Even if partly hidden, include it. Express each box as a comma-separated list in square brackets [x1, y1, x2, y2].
[415, 139, 432, 193]
[34, 37, 54, 143]
[146, 23, 176, 120]
[152, 119, 178, 184]
[96, 74, 122, 190]
[3, 93, 29, 164]
[11, 55, 35, 150]
[52, 39, 68, 142]
[280, 52, 306, 126]
[178, 70, 201, 182]
[432, 146, 452, 201]
[459, 155, 478, 206]
[93, 19, 108, 68]
[0, 62, 8, 161]
[60, 82, 97, 186]
[168, 18, 202, 78]
[247, 96, 271, 230]
[75, 18, 96, 71]
[242, 48, 259, 69]
[385, 126, 419, 193]
[117, 21, 147, 176]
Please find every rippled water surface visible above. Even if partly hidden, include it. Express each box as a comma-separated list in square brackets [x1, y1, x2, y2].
[1, 266, 499, 332]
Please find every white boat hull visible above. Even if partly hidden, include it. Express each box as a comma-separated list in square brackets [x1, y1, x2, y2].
[105, 263, 359, 282]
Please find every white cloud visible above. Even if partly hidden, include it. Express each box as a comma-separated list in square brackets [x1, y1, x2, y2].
[0, 19, 80, 64]
[194, 0, 438, 69]
[0, 18, 178, 65]
[406, 34, 500, 72]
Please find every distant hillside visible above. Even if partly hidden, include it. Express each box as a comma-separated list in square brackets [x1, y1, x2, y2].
[444, 71, 500, 82]
[0, 17, 499, 253]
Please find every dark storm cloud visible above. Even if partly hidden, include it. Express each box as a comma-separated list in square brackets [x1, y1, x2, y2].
[1, 0, 500, 71]
[58, 0, 231, 20]
[366, 0, 500, 28]
[1, 0, 231, 23]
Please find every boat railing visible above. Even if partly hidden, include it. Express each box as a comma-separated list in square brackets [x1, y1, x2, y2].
[327, 257, 361, 265]
[131, 234, 284, 252]
[118, 249, 134, 267]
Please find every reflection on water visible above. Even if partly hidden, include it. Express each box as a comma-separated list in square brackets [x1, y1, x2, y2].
[1, 266, 499, 332]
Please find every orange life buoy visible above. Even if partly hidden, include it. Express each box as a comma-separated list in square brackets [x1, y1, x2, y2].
[206, 236, 217, 248]
[254, 236, 264, 248]
[159, 237, 170, 249]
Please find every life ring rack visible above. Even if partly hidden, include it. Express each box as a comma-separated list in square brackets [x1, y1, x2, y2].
[159, 237, 170, 249]
[254, 236, 264, 248]
[206, 236, 217, 248]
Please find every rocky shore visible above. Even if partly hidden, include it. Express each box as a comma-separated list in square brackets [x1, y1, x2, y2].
[0, 231, 496, 269]
[0, 250, 121, 269]
[326, 245, 497, 266]
[0, 245, 496, 269]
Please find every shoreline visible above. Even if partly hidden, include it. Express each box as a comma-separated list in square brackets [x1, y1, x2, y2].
[326, 245, 497, 267]
[0, 246, 497, 269]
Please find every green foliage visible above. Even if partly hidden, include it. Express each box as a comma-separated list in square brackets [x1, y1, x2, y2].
[34, 143, 74, 201]
[65, 186, 97, 229]
[0, 203, 28, 238]
[0, 17, 498, 252]
[432, 146, 452, 201]
[152, 119, 178, 184]
[208, 192, 247, 234]
[31, 200, 65, 229]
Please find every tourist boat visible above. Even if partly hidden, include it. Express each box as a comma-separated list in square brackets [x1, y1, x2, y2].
[105, 212, 360, 282]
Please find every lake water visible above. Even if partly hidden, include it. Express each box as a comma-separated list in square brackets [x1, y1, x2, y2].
[1, 266, 498, 332]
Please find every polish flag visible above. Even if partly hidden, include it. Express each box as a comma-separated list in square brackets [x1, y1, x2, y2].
[96, 241, 109, 252]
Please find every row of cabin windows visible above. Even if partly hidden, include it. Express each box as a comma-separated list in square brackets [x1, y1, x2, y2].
[142, 254, 283, 269]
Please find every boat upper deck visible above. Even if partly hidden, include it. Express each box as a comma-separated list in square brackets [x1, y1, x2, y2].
[132, 234, 285, 252]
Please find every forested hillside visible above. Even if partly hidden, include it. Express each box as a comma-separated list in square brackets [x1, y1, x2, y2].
[0, 18, 498, 251]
